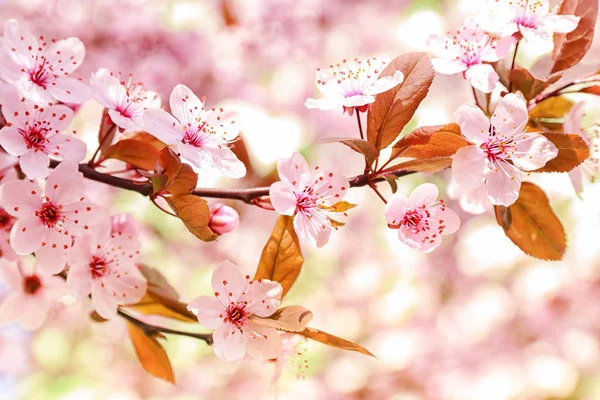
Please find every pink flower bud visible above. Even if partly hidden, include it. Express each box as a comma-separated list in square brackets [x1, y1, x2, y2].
[209, 204, 239, 235]
[111, 213, 140, 236]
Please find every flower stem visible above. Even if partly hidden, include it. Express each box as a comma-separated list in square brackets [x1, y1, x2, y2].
[369, 182, 388, 204]
[356, 111, 365, 141]
[508, 41, 520, 93]
[118, 309, 213, 344]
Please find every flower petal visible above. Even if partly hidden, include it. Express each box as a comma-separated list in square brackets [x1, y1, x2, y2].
[169, 84, 204, 126]
[485, 160, 521, 206]
[35, 228, 70, 274]
[244, 323, 283, 360]
[0, 179, 42, 217]
[540, 15, 580, 34]
[491, 93, 528, 137]
[293, 211, 331, 248]
[0, 126, 27, 156]
[465, 64, 499, 93]
[431, 58, 467, 75]
[452, 145, 487, 190]
[385, 193, 408, 226]
[213, 322, 247, 361]
[277, 151, 310, 188]
[269, 181, 297, 216]
[408, 183, 439, 208]
[9, 216, 44, 255]
[45, 161, 85, 205]
[142, 108, 183, 145]
[91, 280, 118, 319]
[3, 19, 37, 67]
[211, 260, 247, 305]
[206, 146, 247, 179]
[48, 76, 91, 104]
[19, 150, 50, 180]
[362, 70, 404, 96]
[455, 104, 490, 144]
[187, 296, 224, 329]
[511, 134, 558, 171]
[48, 134, 87, 163]
[45, 37, 85, 75]
[245, 279, 282, 317]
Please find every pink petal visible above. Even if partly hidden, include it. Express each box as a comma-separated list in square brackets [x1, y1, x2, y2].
[48, 76, 91, 104]
[211, 260, 247, 305]
[488, 36, 517, 60]
[304, 96, 343, 111]
[104, 264, 146, 305]
[563, 101, 587, 142]
[0, 45, 25, 82]
[245, 279, 282, 317]
[491, 93, 528, 137]
[213, 322, 247, 361]
[511, 134, 558, 171]
[66, 262, 93, 299]
[0, 179, 42, 217]
[385, 193, 408, 225]
[45, 161, 84, 205]
[0, 292, 21, 326]
[19, 150, 50, 180]
[362, 70, 404, 96]
[431, 58, 468, 75]
[108, 108, 139, 131]
[45, 37, 85, 75]
[61, 200, 106, 236]
[89, 68, 122, 109]
[41, 104, 75, 132]
[34, 228, 70, 274]
[313, 170, 349, 206]
[277, 151, 309, 188]
[110, 213, 139, 236]
[206, 146, 247, 179]
[452, 145, 486, 190]
[398, 225, 442, 253]
[187, 296, 224, 329]
[1, 94, 29, 128]
[244, 323, 283, 360]
[91, 280, 118, 319]
[48, 134, 87, 163]
[269, 181, 297, 216]
[540, 15, 580, 34]
[293, 211, 331, 248]
[485, 161, 521, 206]
[454, 104, 490, 144]
[340, 94, 376, 108]
[0, 260, 22, 289]
[430, 206, 461, 235]
[19, 295, 51, 330]
[203, 108, 239, 141]
[0, 126, 27, 156]
[169, 84, 204, 126]
[458, 184, 492, 215]
[465, 64, 499, 93]
[408, 183, 439, 208]
[41, 274, 68, 299]
[142, 108, 183, 145]
[10, 217, 45, 254]
[568, 167, 584, 194]
[3, 19, 37, 67]
[427, 34, 461, 59]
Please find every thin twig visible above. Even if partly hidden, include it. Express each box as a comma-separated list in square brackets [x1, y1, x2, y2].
[118, 309, 213, 344]
[369, 182, 388, 204]
[471, 86, 483, 111]
[508, 42, 520, 93]
[356, 111, 365, 141]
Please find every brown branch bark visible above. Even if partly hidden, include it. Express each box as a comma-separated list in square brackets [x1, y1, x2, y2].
[50, 160, 415, 204]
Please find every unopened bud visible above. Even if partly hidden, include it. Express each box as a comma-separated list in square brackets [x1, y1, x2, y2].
[209, 203, 239, 235]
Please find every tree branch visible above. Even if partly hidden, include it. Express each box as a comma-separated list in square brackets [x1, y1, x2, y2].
[118, 309, 214, 344]
[49, 160, 415, 204]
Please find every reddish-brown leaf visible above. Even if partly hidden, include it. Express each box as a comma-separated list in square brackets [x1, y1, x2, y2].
[382, 156, 453, 173]
[509, 68, 563, 101]
[103, 139, 160, 171]
[533, 132, 590, 173]
[494, 182, 566, 261]
[552, 0, 598, 73]
[254, 215, 304, 299]
[154, 148, 198, 195]
[166, 195, 218, 242]
[299, 327, 375, 357]
[98, 108, 118, 156]
[128, 323, 175, 383]
[122, 131, 166, 150]
[250, 306, 313, 332]
[367, 53, 434, 150]
[580, 85, 600, 95]
[389, 123, 468, 161]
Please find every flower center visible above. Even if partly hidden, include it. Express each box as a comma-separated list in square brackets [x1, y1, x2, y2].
[225, 303, 248, 327]
[401, 209, 430, 233]
[28, 58, 54, 89]
[89, 255, 111, 279]
[20, 125, 50, 150]
[23, 275, 42, 295]
[36, 202, 62, 228]
[181, 124, 208, 148]
[0, 209, 15, 231]
[295, 189, 317, 214]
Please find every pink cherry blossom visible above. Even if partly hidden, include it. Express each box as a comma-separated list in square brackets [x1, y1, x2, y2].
[268, 332, 308, 386]
[0, 161, 104, 274]
[269, 151, 350, 247]
[305, 58, 404, 115]
[90, 68, 161, 131]
[67, 214, 146, 319]
[563, 102, 600, 194]
[209, 203, 240, 235]
[0, 19, 90, 104]
[447, 177, 492, 215]
[477, 0, 580, 42]
[385, 183, 460, 253]
[110, 212, 140, 237]
[0, 258, 66, 330]
[0, 95, 86, 179]
[428, 19, 515, 93]
[187, 260, 283, 361]
[143, 84, 245, 178]
[452, 93, 558, 206]
[0, 208, 18, 262]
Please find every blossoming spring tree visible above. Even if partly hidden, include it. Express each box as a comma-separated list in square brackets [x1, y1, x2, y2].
[0, 0, 598, 386]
